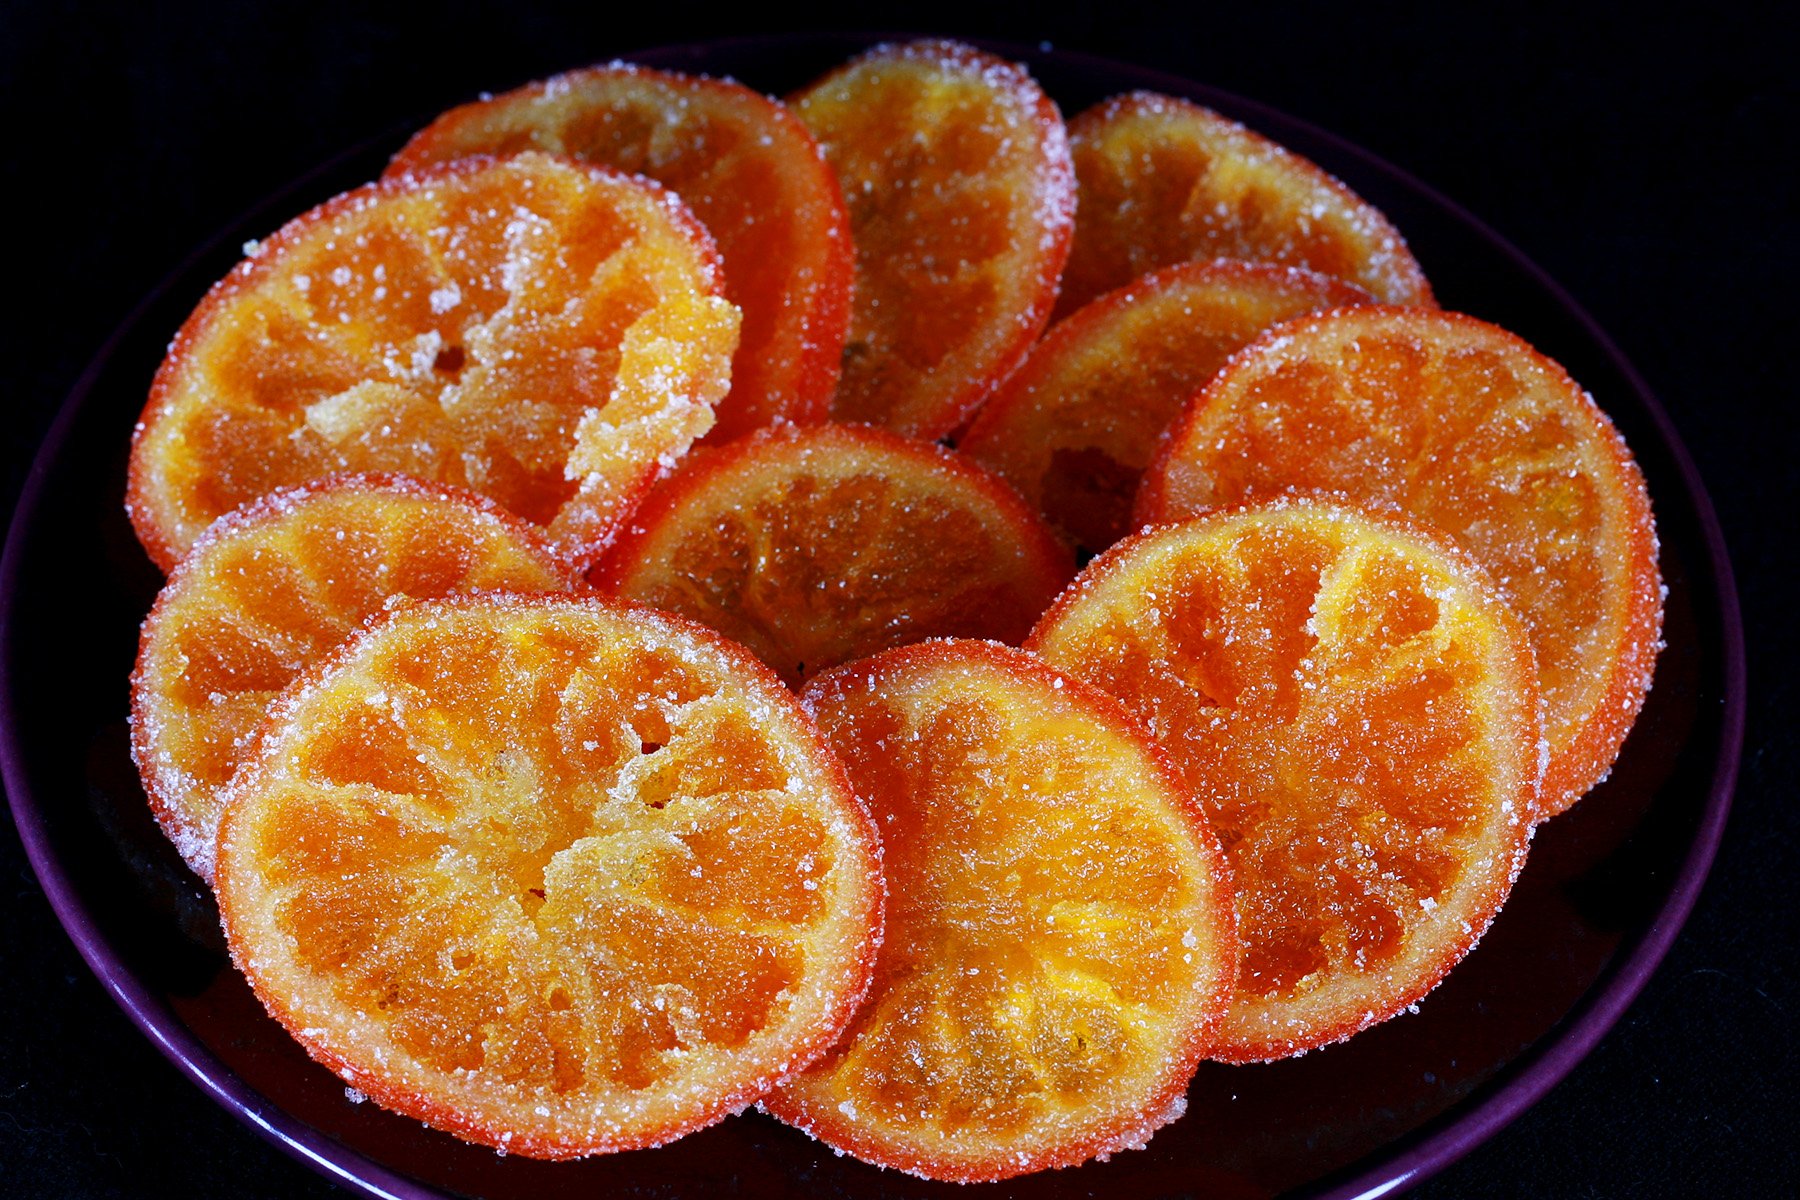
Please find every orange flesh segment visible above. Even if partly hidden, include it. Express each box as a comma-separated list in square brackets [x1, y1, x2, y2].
[1028, 503, 1539, 1060]
[768, 640, 1235, 1181]
[214, 595, 882, 1158]
[1138, 307, 1662, 815]
[389, 64, 852, 444]
[959, 259, 1371, 554]
[1058, 92, 1432, 319]
[593, 423, 1073, 687]
[130, 474, 578, 882]
[793, 40, 1075, 439]
[128, 153, 740, 571]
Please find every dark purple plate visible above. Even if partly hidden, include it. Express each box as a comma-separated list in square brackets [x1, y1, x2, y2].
[0, 32, 1743, 1200]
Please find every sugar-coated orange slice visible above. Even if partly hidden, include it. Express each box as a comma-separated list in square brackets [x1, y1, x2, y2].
[792, 40, 1075, 439]
[766, 639, 1236, 1181]
[214, 593, 883, 1158]
[959, 260, 1371, 555]
[1028, 502, 1540, 1061]
[131, 473, 580, 883]
[1138, 307, 1661, 816]
[592, 423, 1074, 688]
[1057, 92, 1432, 319]
[388, 64, 853, 444]
[128, 152, 741, 572]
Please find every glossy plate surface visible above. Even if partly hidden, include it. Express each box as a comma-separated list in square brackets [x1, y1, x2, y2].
[0, 33, 1742, 1200]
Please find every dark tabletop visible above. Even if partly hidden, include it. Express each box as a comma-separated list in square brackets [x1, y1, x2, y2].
[3, 3, 1794, 1197]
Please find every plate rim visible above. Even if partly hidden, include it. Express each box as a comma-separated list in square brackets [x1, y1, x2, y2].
[1003, 34, 1746, 1200]
[0, 32, 1746, 1200]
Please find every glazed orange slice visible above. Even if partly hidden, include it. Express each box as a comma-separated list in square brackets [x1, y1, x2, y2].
[958, 259, 1371, 555]
[1138, 307, 1662, 816]
[214, 594, 883, 1158]
[131, 473, 579, 883]
[128, 152, 740, 572]
[766, 639, 1236, 1181]
[592, 423, 1073, 688]
[388, 63, 853, 444]
[1028, 501, 1540, 1061]
[792, 40, 1075, 439]
[1057, 92, 1432, 318]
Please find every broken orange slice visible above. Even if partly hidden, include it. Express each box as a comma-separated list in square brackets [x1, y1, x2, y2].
[766, 639, 1236, 1181]
[389, 63, 853, 444]
[1029, 501, 1540, 1061]
[214, 593, 883, 1158]
[592, 423, 1073, 688]
[128, 151, 740, 572]
[1057, 92, 1432, 318]
[1138, 306, 1662, 816]
[792, 40, 1075, 439]
[958, 259, 1371, 555]
[131, 473, 580, 882]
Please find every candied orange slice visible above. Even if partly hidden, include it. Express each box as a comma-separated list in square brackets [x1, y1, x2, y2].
[1028, 501, 1540, 1061]
[1057, 92, 1432, 318]
[592, 423, 1073, 688]
[214, 594, 883, 1158]
[131, 473, 580, 883]
[792, 40, 1075, 439]
[959, 259, 1371, 554]
[128, 152, 741, 572]
[1138, 307, 1662, 816]
[388, 64, 853, 444]
[766, 639, 1236, 1181]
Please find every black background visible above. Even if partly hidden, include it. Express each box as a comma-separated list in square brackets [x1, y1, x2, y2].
[2, 2, 1794, 1196]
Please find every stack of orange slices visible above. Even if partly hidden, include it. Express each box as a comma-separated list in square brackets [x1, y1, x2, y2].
[121, 39, 1663, 1183]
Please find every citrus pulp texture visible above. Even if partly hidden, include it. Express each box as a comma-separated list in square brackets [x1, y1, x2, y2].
[131, 473, 578, 882]
[1138, 307, 1662, 815]
[959, 259, 1370, 555]
[769, 640, 1236, 1179]
[216, 595, 883, 1157]
[1057, 91, 1432, 319]
[128, 153, 739, 571]
[594, 423, 1073, 687]
[792, 40, 1075, 439]
[1030, 502, 1540, 1060]
[390, 63, 852, 444]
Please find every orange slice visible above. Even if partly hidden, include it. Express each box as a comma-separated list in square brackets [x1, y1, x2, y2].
[388, 63, 853, 444]
[1028, 501, 1540, 1061]
[214, 593, 883, 1158]
[131, 473, 580, 883]
[592, 423, 1074, 688]
[1057, 92, 1432, 319]
[766, 639, 1236, 1181]
[958, 259, 1371, 555]
[128, 152, 741, 572]
[792, 40, 1075, 439]
[1138, 307, 1662, 816]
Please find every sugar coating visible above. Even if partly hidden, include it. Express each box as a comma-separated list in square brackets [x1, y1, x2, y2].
[767, 639, 1236, 1182]
[1139, 308, 1663, 816]
[1058, 91, 1433, 318]
[213, 593, 883, 1159]
[594, 423, 1074, 687]
[960, 258, 1373, 555]
[1029, 502, 1539, 1061]
[389, 63, 853, 443]
[128, 153, 740, 573]
[129, 474, 577, 882]
[792, 39, 1076, 439]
